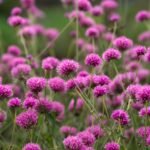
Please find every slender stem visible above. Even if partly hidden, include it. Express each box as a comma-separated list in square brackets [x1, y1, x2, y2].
[37, 19, 74, 58]
[8, 110, 16, 150]
[20, 34, 29, 57]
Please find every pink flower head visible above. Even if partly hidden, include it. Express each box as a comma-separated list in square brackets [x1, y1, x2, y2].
[63, 136, 84, 150]
[139, 107, 150, 117]
[22, 143, 41, 150]
[111, 109, 129, 125]
[48, 77, 65, 92]
[45, 28, 59, 41]
[57, 59, 79, 76]
[109, 12, 121, 22]
[8, 16, 27, 27]
[26, 77, 47, 93]
[60, 125, 77, 137]
[11, 7, 22, 16]
[21, 0, 35, 9]
[101, 0, 118, 11]
[35, 98, 53, 113]
[0, 84, 13, 98]
[102, 48, 121, 62]
[92, 75, 111, 86]
[75, 0, 91, 11]
[86, 125, 104, 139]
[42, 57, 59, 71]
[85, 26, 100, 38]
[104, 141, 120, 150]
[138, 31, 150, 43]
[85, 53, 102, 67]
[113, 36, 133, 51]
[136, 85, 150, 103]
[77, 131, 96, 147]
[135, 10, 150, 22]
[7, 45, 21, 56]
[11, 64, 31, 78]
[16, 109, 38, 129]
[93, 85, 109, 97]
[7, 97, 21, 108]
[23, 97, 38, 109]
[90, 6, 103, 16]
[136, 126, 150, 139]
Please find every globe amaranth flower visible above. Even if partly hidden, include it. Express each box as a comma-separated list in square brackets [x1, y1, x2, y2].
[146, 135, 150, 146]
[22, 143, 41, 150]
[136, 126, 150, 139]
[16, 109, 38, 129]
[111, 109, 129, 125]
[60, 125, 77, 137]
[101, 0, 118, 11]
[0, 84, 13, 98]
[42, 56, 59, 71]
[139, 107, 150, 117]
[48, 77, 65, 92]
[35, 98, 53, 113]
[57, 59, 79, 76]
[131, 45, 147, 59]
[135, 10, 150, 22]
[75, 0, 91, 12]
[113, 36, 133, 51]
[7, 97, 21, 108]
[103, 32, 115, 43]
[86, 125, 104, 139]
[11, 64, 31, 78]
[8, 16, 29, 27]
[77, 131, 95, 147]
[85, 53, 102, 67]
[7, 45, 21, 56]
[23, 97, 38, 109]
[138, 31, 150, 43]
[90, 6, 103, 16]
[51, 101, 65, 121]
[85, 26, 100, 39]
[20, 0, 35, 9]
[93, 85, 109, 97]
[63, 136, 84, 150]
[74, 76, 91, 89]
[136, 85, 150, 103]
[11, 7, 22, 16]
[108, 12, 121, 22]
[10, 57, 26, 69]
[45, 28, 59, 41]
[26, 77, 47, 93]
[92, 75, 111, 86]
[104, 141, 120, 150]
[102, 48, 121, 62]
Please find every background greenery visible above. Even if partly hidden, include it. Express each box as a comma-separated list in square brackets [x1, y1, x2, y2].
[0, 0, 149, 57]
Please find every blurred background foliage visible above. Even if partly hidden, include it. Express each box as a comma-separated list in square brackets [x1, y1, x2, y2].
[0, 0, 149, 57]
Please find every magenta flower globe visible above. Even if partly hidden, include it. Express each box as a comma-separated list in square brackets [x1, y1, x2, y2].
[16, 110, 38, 129]
[57, 59, 79, 76]
[22, 143, 42, 150]
[7, 97, 21, 108]
[48, 77, 65, 92]
[26, 77, 47, 93]
[42, 56, 59, 71]
[113, 36, 133, 51]
[102, 48, 121, 62]
[111, 109, 129, 125]
[104, 141, 120, 150]
[85, 53, 102, 67]
[63, 136, 84, 150]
